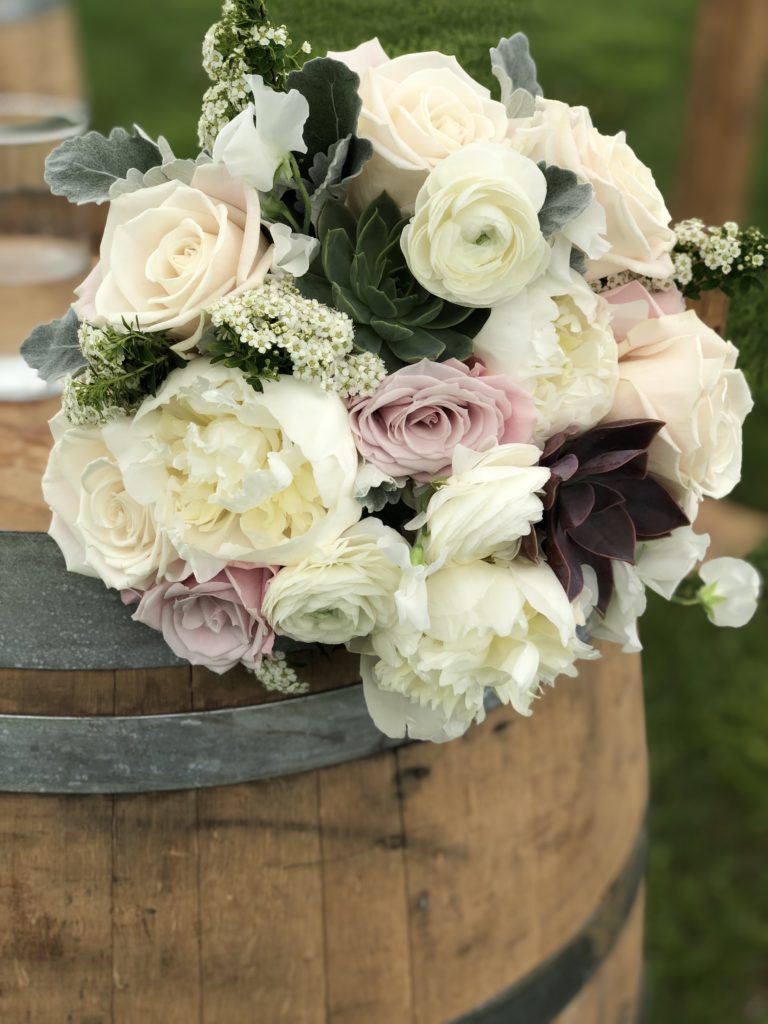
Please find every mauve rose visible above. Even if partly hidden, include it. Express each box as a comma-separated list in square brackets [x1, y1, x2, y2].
[602, 280, 686, 345]
[124, 564, 274, 674]
[348, 358, 535, 481]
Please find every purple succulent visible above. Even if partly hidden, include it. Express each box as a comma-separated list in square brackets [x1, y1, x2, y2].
[523, 419, 689, 613]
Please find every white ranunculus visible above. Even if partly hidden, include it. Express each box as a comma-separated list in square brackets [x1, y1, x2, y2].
[262, 519, 408, 645]
[636, 526, 710, 600]
[508, 97, 675, 280]
[338, 48, 510, 213]
[73, 163, 272, 347]
[408, 444, 548, 565]
[401, 143, 550, 308]
[698, 557, 761, 628]
[585, 562, 647, 653]
[604, 310, 753, 513]
[473, 240, 618, 442]
[359, 558, 593, 742]
[42, 411, 182, 590]
[212, 75, 310, 192]
[102, 361, 362, 579]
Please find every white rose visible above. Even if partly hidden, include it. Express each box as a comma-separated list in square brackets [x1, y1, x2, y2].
[401, 143, 550, 308]
[360, 558, 593, 742]
[74, 163, 272, 347]
[698, 557, 761, 628]
[508, 98, 675, 280]
[474, 240, 618, 442]
[584, 561, 646, 653]
[262, 519, 407, 645]
[408, 443, 548, 564]
[327, 37, 389, 78]
[636, 526, 710, 600]
[603, 310, 753, 512]
[102, 360, 361, 579]
[341, 48, 510, 214]
[212, 75, 310, 192]
[42, 411, 181, 590]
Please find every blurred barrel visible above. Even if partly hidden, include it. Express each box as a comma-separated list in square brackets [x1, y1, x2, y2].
[0, 411, 648, 1023]
[0, 0, 83, 98]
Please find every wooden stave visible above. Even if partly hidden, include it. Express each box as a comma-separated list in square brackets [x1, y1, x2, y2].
[0, 644, 648, 1023]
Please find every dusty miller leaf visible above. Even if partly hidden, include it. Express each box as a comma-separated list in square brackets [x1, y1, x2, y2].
[307, 134, 373, 224]
[538, 163, 593, 238]
[490, 33, 543, 110]
[45, 126, 163, 205]
[109, 153, 213, 199]
[286, 58, 363, 161]
[21, 308, 85, 383]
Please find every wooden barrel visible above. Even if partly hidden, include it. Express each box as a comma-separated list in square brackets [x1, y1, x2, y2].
[0, 400, 648, 1023]
[0, 0, 83, 99]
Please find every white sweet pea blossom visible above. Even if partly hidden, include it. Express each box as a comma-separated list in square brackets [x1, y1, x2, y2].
[698, 557, 761, 628]
[359, 558, 593, 742]
[267, 222, 319, 277]
[407, 444, 549, 565]
[585, 562, 647, 653]
[636, 526, 710, 600]
[212, 75, 309, 191]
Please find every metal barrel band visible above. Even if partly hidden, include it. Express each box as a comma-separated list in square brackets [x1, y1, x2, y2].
[0, 684, 414, 793]
[450, 827, 647, 1024]
[0, 0, 64, 23]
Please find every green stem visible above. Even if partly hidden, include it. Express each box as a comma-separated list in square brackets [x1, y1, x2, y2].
[289, 153, 312, 235]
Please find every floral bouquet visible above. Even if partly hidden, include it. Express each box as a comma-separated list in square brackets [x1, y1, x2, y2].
[22, 1, 766, 742]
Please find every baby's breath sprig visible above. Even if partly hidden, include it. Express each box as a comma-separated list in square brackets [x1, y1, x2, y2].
[199, 0, 312, 150]
[63, 322, 185, 426]
[206, 278, 387, 398]
[672, 219, 767, 299]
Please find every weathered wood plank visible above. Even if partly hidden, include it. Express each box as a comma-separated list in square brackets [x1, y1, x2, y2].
[112, 667, 201, 1024]
[317, 754, 414, 1024]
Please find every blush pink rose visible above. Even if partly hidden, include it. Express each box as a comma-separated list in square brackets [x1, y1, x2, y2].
[348, 358, 535, 481]
[602, 280, 686, 346]
[123, 564, 275, 674]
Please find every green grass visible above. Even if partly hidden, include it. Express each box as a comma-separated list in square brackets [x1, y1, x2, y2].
[72, 2, 768, 1020]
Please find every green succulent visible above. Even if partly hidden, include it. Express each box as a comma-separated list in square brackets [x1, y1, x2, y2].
[295, 193, 489, 369]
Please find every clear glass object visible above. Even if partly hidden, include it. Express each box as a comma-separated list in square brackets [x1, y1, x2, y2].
[0, 93, 90, 401]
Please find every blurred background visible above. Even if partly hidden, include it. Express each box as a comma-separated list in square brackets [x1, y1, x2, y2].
[39, 0, 768, 1019]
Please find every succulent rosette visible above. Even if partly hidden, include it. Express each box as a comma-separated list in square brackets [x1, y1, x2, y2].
[21, 1, 763, 739]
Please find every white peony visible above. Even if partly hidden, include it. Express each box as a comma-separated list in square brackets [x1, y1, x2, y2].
[359, 558, 593, 742]
[407, 444, 548, 565]
[212, 75, 310, 192]
[636, 526, 710, 600]
[698, 557, 761, 628]
[102, 360, 361, 580]
[340, 48, 511, 214]
[262, 519, 407, 645]
[43, 411, 182, 590]
[508, 97, 675, 280]
[401, 142, 550, 308]
[74, 163, 273, 347]
[604, 310, 753, 514]
[473, 240, 619, 442]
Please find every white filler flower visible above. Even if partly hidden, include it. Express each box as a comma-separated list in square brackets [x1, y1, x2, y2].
[698, 557, 761, 628]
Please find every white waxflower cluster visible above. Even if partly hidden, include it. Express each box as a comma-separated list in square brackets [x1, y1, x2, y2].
[61, 373, 124, 427]
[593, 270, 677, 294]
[251, 24, 290, 48]
[199, 75, 251, 151]
[674, 217, 709, 247]
[672, 251, 694, 288]
[207, 277, 387, 398]
[77, 322, 123, 374]
[252, 651, 309, 695]
[699, 222, 741, 273]
[63, 323, 127, 426]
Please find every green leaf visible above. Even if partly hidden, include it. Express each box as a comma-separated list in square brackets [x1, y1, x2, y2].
[21, 308, 85, 382]
[352, 324, 383, 355]
[362, 192, 406, 236]
[317, 198, 357, 244]
[386, 326, 446, 363]
[370, 319, 414, 344]
[332, 283, 371, 324]
[490, 34, 543, 104]
[357, 211, 392, 270]
[45, 126, 162, 205]
[398, 295, 444, 328]
[286, 58, 364, 161]
[322, 228, 355, 289]
[307, 134, 373, 225]
[295, 273, 334, 308]
[537, 163, 593, 239]
[430, 328, 474, 362]
[360, 283, 398, 319]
